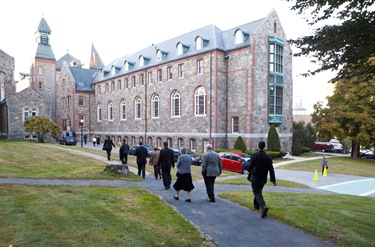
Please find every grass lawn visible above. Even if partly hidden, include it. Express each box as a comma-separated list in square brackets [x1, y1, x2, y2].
[216, 176, 310, 188]
[219, 190, 375, 247]
[278, 156, 375, 177]
[0, 184, 206, 246]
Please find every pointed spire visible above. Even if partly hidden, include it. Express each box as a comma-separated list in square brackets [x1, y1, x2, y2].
[90, 43, 105, 70]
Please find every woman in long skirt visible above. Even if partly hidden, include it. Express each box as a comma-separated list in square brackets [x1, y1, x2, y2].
[173, 147, 195, 202]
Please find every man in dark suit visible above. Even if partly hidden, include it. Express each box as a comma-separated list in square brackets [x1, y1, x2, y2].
[157, 142, 175, 189]
[134, 142, 148, 179]
[102, 136, 115, 161]
[247, 141, 277, 218]
[201, 144, 222, 202]
[119, 139, 130, 165]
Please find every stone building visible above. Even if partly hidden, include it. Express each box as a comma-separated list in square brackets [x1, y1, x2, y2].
[1, 9, 293, 152]
[88, 9, 293, 151]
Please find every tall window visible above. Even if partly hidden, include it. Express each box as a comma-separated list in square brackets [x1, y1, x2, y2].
[125, 78, 129, 88]
[139, 74, 144, 86]
[171, 91, 181, 117]
[148, 71, 153, 83]
[108, 102, 113, 121]
[135, 98, 141, 119]
[232, 116, 239, 133]
[195, 87, 206, 116]
[177, 43, 183, 55]
[132, 76, 136, 87]
[120, 100, 126, 120]
[111, 81, 115, 92]
[178, 64, 184, 78]
[105, 83, 109, 93]
[268, 36, 284, 125]
[23, 108, 30, 121]
[96, 85, 100, 95]
[197, 59, 203, 74]
[178, 138, 184, 148]
[196, 37, 202, 50]
[157, 69, 162, 82]
[151, 94, 159, 118]
[38, 67, 43, 75]
[78, 95, 84, 106]
[97, 104, 102, 121]
[117, 79, 122, 90]
[190, 139, 197, 151]
[167, 66, 173, 80]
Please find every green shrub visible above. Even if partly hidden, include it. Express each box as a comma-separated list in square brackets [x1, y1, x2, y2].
[267, 124, 281, 151]
[234, 136, 246, 152]
[292, 138, 303, 156]
[280, 151, 288, 157]
[302, 147, 311, 153]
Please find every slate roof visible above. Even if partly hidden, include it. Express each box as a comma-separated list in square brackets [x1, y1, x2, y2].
[56, 53, 82, 71]
[93, 17, 265, 83]
[35, 18, 55, 60]
[69, 66, 97, 92]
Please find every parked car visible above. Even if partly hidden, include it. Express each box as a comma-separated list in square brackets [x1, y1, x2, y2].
[230, 151, 251, 161]
[129, 144, 154, 157]
[314, 141, 334, 152]
[172, 148, 202, 166]
[361, 150, 374, 159]
[218, 152, 247, 174]
[58, 136, 77, 145]
[330, 139, 343, 153]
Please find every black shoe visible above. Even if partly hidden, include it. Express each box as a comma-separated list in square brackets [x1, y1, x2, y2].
[173, 196, 179, 200]
[261, 207, 268, 218]
[164, 187, 170, 190]
[185, 199, 191, 202]
[207, 198, 215, 203]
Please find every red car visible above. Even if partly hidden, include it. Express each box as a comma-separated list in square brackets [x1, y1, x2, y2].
[218, 152, 248, 174]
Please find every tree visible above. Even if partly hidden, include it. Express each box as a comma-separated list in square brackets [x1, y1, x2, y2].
[267, 125, 281, 151]
[24, 116, 61, 143]
[286, 0, 375, 83]
[293, 121, 317, 149]
[234, 136, 246, 152]
[291, 138, 303, 156]
[311, 77, 375, 159]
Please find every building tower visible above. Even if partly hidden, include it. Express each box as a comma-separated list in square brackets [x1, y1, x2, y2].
[30, 17, 56, 122]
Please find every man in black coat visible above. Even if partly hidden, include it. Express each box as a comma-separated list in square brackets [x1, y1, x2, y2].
[134, 142, 147, 179]
[102, 136, 116, 161]
[157, 142, 175, 189]
[119, 139, 130, 165]
[247, 141, 276, 218]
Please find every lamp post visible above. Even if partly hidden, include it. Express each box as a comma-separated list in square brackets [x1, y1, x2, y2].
[80, 119, 84, 147]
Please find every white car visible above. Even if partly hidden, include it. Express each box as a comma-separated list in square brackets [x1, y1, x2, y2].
[330, 139, 343, 153]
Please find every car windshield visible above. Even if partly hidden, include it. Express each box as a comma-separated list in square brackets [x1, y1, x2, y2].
[241, 154, 250, 159]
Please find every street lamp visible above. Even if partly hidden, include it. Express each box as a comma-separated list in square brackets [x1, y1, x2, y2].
[80, 119, 84, 147]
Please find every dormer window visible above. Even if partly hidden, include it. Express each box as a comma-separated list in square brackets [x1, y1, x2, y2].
[139, 56, 150, 67]
[177, 42, 189, 56]
[111, 66, 116, 75]
[195, 36, 209, 51]
[124, 61, 134, 71]
[156, 49, 168, 61]
[235, 29, 249, 45]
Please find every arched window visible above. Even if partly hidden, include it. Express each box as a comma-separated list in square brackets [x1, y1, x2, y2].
[177, 43, 184, 55]
[195, 87, 206, 116]
[108, 102, 113, 121]
[120, 100, 126, 120]
[171, 91, 181, 117]
[135, 97, 142, 119]
[235, 30, 244, 44]
[151, 94, 159, 118]
[97, 104, 102, 121]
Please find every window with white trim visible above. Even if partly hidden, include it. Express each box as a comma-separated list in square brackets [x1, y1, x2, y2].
[171, 91, 181, 117]
[167, 66, 173, 80]
[38, 67, 43, 75]
[151, 94, 159, 118]
[178, 64, 184, 78]
[108, 102, 113, 121]
[195, 87, 206, 116]
[232, 116, 239, 133]
[196, 37, 202, 50]
[78, 95, 84, 106]
[148, 71, 153, 83]
[157, 69, 162, 82]
[120, 100, 126, 120]
[139, 74, 144, 86]
[135, 97, 141, 119]
[197, 59, 203, 74]
[132, 76, 136, 87]
[97, 104, 102, 121]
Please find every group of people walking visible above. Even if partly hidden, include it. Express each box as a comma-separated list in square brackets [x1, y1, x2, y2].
[100, 136, 277, 218]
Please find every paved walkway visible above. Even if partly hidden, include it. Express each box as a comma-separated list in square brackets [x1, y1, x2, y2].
[2, 143, 373, 246]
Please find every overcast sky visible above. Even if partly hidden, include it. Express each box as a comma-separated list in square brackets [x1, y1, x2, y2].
[1, 0, 335, 114]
